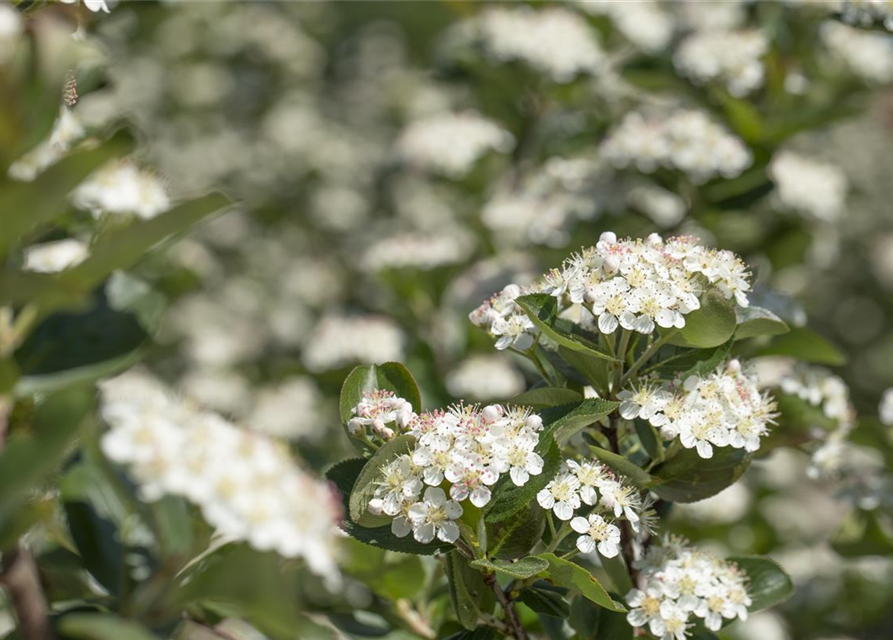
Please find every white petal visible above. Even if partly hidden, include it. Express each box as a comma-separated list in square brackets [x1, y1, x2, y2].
[570, 516, 590, 533]
[576, 535, 597, 554]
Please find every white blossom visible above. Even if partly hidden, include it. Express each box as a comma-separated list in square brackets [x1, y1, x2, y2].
[578, 1, 673, 52]
[674, 30, 768, 97]
[446, 355, 526, 401]
[472, 7, 603, 82]
[407, 487, 462, 544]
[362, 231, 473, 271]
[302, 315, 405, 373]
[72, 160, 170, 219]
[23, 239, 88, 273]
[60, 0, 111, 13]
[397, 111, 513, 177]
[348, 389, 417, 441]
[571, 513, 621, 558]
[880, 388, 893, 426]
[821, 21, 893, 83]
[769, 151, 848, 222]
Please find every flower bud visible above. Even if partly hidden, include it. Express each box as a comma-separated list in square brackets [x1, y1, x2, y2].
[603, 256, 620, 274]
[526, 414, 543, 431]
[583, 287, 598, 304]
[347, 418, 363, 435]
[502, 283, 521, 299]
[482, 404, 504, 423]
[372, 419, 394, 440]
[599, 231, 617, 244]
[727, 359, 741, 373]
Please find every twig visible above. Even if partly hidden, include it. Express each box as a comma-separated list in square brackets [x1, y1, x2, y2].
[1, 547, 54, 640]
[482, 572, 528, 640]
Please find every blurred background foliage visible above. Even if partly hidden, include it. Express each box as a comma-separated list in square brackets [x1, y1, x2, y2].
[2, 1, 893, 640]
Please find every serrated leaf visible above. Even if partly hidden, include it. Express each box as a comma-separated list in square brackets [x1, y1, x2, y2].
[325, 458, 449, 555]
[515, 294, 619, 362]
[534, 553, 626, 613]
[510, 387, 583, 410]
[485, 439, 560, 524]
[756, 327, 846, 366]
[728, 556, 793, 611]
[650, 446, 751, 503]
[735, 306, 789, 340]
[446, 551, 496, 630]
[348, 434, 416, 527]
[470, 556, 549, 579]
[669, 290, 737, 349]
[489, 503, 546, 559]
[518, 587, 570, 618]
[541, 399, 619, 443]
[589, 446, 653, 488]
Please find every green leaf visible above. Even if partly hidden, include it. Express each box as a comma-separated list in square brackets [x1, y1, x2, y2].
[63, 501, 125, 598]
[515, 294, 620, 362]
[65, 192, 231, 291]
[589, 446, 653, 488]
[568, 595, 634, 640]
[728, 556, 794, 611]
[14, 289, 148, 394]
[325, 458, 449, 555]
[510, 386, 583, 410]
[470, 556, 549, 579]
[0, 132, 134, 259]
[534, 553, 626, 613]
[599, 553, 634, 595]
[669, 290, 737, 349]
[348, 434, 416, 527]
[485, 439, 560, 524]
[0, 385, 94, 530]
[446, 551, 496, 630]
[735, 306, 789, 340]
[650, 446, 751, 503]
[518, 586, 570, 618]
[58, 613, 161, 640]
[488, 503, 546, 559]
[557, 346, 610, 390]
[541, 399, 619, 443]
[341, 538, 426, 601]
[756, 327, 846, 366]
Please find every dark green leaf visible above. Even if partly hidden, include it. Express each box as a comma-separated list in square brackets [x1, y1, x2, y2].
[63, 501, 125, 598]
[557, 345, 610, 390]
[728, 556, 794, 611]
[515, 294, 619, 362]
[669, 290, 737, 349]
[735, 306, 789, 340]
[534, 553, 626, 613]
[541, 399, 619, 443]
[589, 446, 653, 488]
[489, 503, 545, 560]
[650, 446, 751, 503]
[519, 587, 570, 618]
[325, 458, 449, 555]
[470, 556, 549, 579]
[509, 386, 583, 410]
[756, 327, 846, 366]
[832, 509, 893, 558]
[446, 551, 496, 630]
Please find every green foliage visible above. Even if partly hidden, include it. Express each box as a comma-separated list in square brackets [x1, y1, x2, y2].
[533, 553, 626, 613]
[650, 446, 751, 503]
[470, 556, 549, 580]
[510, 386, 583, 409]
[729, 556, 794, 611]
[756, 326, 847, 366]
[518, 586, 570, 619]
[735, 305, 790, 340]
[668, 290, 738, 349]
[515, 294, 619, 362]
[446, 551, 496, 631]
[568, 595, 633, 640]
[589, 446, 653, 488]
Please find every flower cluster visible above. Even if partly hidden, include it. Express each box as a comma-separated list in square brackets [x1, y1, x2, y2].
[621, 359, 777, 459]
[627, 537, 752, 639]
[839, 0, 893, 31]
[601, 110, 752, 183]
[98, 370, 341, 585]
[302, 314, 405, 373]
[72, 160, 170, 219]
[536, 458, 642, 558]
[360, 402, 545, 543]
[820, 21, 893, 83]
[471, 7, 604, 82]
[578, 0, 673, 53]
[348, 389, 417, 441]
[673, 30, 768, 97]
[769, 151, 848, 222]
[397, 111, 514, 177]
[362, 231, 474, 271]
[471, 232, 753, 353]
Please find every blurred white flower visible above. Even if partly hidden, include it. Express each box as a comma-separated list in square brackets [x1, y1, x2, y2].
[302, 315, 405, 373]
[397, 111, 513, 177]
[0, 4, 22, 63]
[735, 611, 790, 640]
[676, 483, 752, 524]
[769, 151, 848, 222]
[839, 0, 893, 31]
[446, 355, 526, 402]
[23, 239, 88, 273]
[474, 6, 603, 82]
[72, 161, 170, 219]
[179, 368, 251, 417]
[626, 183, 687, 227]
[362, 231, 473, 271]
[821, 21, 893, 83]
[879, 388, 893, 425]
[674, 30, 768, 97]
[579, 1, 673, 52]
[60, 0, 110, 13]
[602, 110, 752, 183]
[99, 369, 341, 586]
[248, 377, 326, 441]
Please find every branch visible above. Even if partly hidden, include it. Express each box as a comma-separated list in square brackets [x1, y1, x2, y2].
[0, 547, 54, 640]
[482, 572, 528, 640]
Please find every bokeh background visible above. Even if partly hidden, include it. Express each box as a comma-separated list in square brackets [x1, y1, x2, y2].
[3, 1, 893, 639]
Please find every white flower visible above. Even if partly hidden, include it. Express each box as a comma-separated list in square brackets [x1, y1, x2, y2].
[821, 21, 893, 83]
[247, 377, 325, 441]
[397, 111, 513, 177]
[60, 0, 111, 12]
[571, 513, 621, 558]
[9, 109, 84, 181]
[880, 388, 893, 426]
[374, 455, 423, 516]
[769, 151, 848, 222]
[446, 356, 526, 401]
[674, 30, 768, 97]
[536, 469, 581, 520]
[72, 161, 170, 219]
[362, 231, 474, 271]
[349, 389, 417, 441]
[23, 239, 88, 273]
[445, 455, 499, 507]
[491, 432, 544, 486]
[490, 314, 535, 351]
[472, 7, 603, 82]
[302, 315, 405, 373]
[407, 487, 463, 544]
[578, 1, 673, 52]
